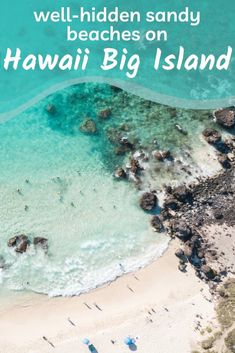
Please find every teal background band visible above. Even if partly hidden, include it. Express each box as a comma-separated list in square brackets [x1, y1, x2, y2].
[0, 0, 234, 117]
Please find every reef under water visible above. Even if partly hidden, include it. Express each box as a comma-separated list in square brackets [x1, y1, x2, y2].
[0, 82, 223, 297]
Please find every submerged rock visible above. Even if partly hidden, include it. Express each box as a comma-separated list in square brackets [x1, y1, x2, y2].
[79, 119, 97, 134]
[214, 108, 235, 128]
[45, 104, 57, 116]
[150, 215, 163, 232]
[0, 256, 6, 269]
[33, 237, 48, 250]
[120, 137, 134, 150]
[98, 108, 111, 119]
[175, 124, 188, 135]
[202, 128, 221, 144]
[114, 167, 126, 179]
[139, 192, 157, 211]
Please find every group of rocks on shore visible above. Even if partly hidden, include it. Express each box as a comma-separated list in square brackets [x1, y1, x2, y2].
[114, 107, 235, 285]
[202, 108, 235, 169]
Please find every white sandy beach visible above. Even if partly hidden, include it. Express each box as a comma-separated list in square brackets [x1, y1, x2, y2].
[0, 241, 218, 353]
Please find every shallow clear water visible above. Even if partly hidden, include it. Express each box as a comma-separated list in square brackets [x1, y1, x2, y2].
[0, 83, 221, 297]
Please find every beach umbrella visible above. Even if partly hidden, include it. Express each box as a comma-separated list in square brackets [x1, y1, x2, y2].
[82, 338, 90, 345]
[124, 337, 134, 346]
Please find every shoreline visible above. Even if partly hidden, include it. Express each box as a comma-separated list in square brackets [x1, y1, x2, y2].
[0, 237, 170, 303]
[0, 240, 217, 353]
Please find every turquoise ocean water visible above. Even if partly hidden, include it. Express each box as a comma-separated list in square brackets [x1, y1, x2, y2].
[0, 83, 221, 297]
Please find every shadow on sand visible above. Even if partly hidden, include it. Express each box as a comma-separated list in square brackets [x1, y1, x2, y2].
[88, 344, 98, 353]
[128, 343, 137, 351]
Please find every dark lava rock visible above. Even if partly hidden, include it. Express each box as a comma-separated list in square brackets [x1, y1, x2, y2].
[130, 159, 140, 174]
[218, 154, 231, 169]
[160, 209, 172, 221]
[33, 237, 48, 250]
[214, 108, 235, 128]
[153, 150, 171, 161]
[173, 185, 192, 203]
[153, 151, 164, 161]
[114, 167, 127, 179]
[151, 215, 163, 232]
[214, 211, 223, 220]
[115, 137, 134, 155]
[15, 235, 30, 253]
[79, 119, 97, 134]
[120, 137, 134, 150]
[115, 145, 130, 155]
[175, 248, 184, 259]
[165, 185, 173, 194]
[98, 108, 111, 120]
[8, 235, 30, 253]
[8, 236, 18, 247]
[178, 263, 187, 272]
[139, 192, 157, 211]
[201, 265, 217, 280]
[170, 220, 192, 240]
[163, 196, 179, 210]
[202, 128, 221, 144]
[161, 150, 171, 159]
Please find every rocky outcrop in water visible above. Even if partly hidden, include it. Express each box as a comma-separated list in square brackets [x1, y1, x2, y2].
[203, 126, 235, 169]
[7, 235, 49, 254]
[218, 154, 231, 169]
[98, 108, 111, 120]
[153, 150, 171, 161]
[114, 167, 127, 179]
[8, 235, 30, 253]
[203, 128, 221, 144]
[79, 119, 97, 134]
[214, 108, 235, 128]
[139, 192, 157, 211]
[151, 215, 164, 232]
[33, 237, 48, 251]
